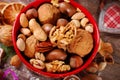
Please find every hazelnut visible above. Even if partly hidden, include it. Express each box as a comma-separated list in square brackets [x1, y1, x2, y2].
[59, 2, 76, 17]
[85, 62, 99, 73]
[42, 23, 53, 36]
[57, 18, 68, 27]
[26, 8, 38, 20]
[10, 55, 21, 68]
[46, 49, 67, 61]
[70, 55, 83, 68]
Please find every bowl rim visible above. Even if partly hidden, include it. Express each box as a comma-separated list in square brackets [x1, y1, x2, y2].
[12, 0, 100, 78]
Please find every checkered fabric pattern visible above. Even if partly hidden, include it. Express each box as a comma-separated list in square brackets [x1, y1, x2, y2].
[104, 5, 120, 29]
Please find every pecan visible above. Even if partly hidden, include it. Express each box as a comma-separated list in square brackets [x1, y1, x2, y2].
[35, 41, 54, 53]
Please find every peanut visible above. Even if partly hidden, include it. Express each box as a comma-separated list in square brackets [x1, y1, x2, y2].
[29, 19, 47, 41]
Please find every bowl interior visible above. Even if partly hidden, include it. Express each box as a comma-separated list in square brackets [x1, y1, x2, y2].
[12, 0, 100, 78]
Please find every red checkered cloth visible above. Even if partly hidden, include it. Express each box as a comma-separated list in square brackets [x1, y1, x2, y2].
[104, 4, 120, 29]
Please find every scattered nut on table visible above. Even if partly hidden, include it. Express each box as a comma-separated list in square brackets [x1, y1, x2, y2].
[10, 55, 21, 68]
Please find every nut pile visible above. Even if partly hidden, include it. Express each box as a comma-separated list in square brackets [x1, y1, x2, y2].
[16, 0, 94, 73]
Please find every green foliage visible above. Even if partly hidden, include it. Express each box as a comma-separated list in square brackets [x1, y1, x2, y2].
[0, 44, 16, 62]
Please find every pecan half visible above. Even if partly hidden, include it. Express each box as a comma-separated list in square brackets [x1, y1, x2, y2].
[35, 41, 54, 53]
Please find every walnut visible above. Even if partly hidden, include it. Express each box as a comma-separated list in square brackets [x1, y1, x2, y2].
[67, 29, 93, 57]
[24, 35, 38, 58]
[49, 21, 77, 50]
[57, 65, 71, 73]
[0, 25, 13, 46]
[35, 52, 45, 61]
[30, 59, 45, 70]
[45, 60, 71, 72]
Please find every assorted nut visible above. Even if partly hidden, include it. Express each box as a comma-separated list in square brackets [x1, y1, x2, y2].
[16, 0, 96, 73]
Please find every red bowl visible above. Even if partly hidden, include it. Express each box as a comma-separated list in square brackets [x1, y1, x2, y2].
[12, 0, 100, 78]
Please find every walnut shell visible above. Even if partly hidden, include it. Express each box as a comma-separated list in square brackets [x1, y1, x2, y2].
[24, 35, 38, 58]
[38, 3, 60, 24]
[0, 25, 13, 46]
